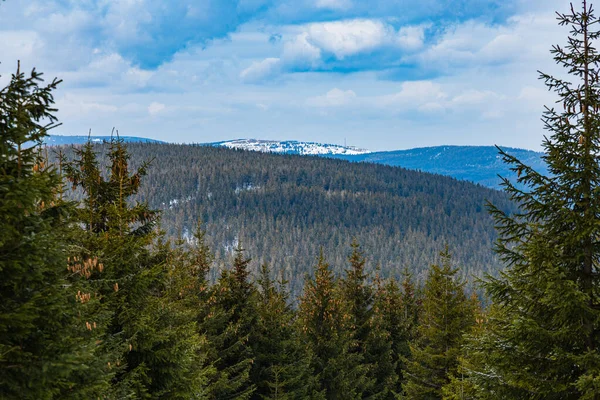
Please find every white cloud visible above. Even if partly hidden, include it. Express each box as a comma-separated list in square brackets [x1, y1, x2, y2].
[0, 31, 41, 64]
[415, 13, 560, 70]
[306, 82, 509, 120]
[517, 86, 554, 111]
[382, 81, 447, 106]
[240, 57, 282, 83]
[148, 102, 166, 115]
[56, 94, 120, 118]
[396, 25, 427, 51]
[282, 33, 322, 67]
[306, 19, 395, 59]
[450, 90, 502, 107]
[241, 19, 427, 81]
[308, 88, 357, 107]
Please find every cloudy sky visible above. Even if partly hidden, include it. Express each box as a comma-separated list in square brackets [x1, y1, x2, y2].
[0, 0, 576, 150]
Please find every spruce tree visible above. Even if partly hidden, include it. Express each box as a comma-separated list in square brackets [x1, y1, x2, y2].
[145, 235, 211, 399]
[465, 2, 600, 398]
[373, 270, 420, 397]
[64, 138, 205, 398]
[298, 250, 363, 400]
[251, 263, 316, 399]
[366, 270, 399, 400]
[203, 244, 257, 399]
[340, 240, 390, 399]
[0, 65, 108, 398]
[402, 249, 475, 399]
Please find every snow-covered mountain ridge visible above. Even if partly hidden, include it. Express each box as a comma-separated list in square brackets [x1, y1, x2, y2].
[210, 139, 371, 155]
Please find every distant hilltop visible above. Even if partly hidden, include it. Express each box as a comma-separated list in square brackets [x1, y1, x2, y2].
[209, 138, 371, 156]
[43, 135, 547, 190]
[43, 135, 164, 146]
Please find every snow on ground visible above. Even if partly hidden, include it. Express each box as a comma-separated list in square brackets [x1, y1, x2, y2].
[215, 139, 371, 156]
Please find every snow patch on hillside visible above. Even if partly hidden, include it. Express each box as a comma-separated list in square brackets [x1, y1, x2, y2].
[213, 139, 371, 155]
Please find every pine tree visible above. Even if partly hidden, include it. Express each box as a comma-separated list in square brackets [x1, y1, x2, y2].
[465, 2, 600, 398]
[0, 65, 108, 398]
[251, 263, 316, 399]
[402, 249, 475, 399]
[298, 249, 363, 400]
[203, 244, 257, 399]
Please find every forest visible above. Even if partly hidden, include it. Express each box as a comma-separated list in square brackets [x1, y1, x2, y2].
[3, 2, 600, 400]
[54, 141, 515, 298]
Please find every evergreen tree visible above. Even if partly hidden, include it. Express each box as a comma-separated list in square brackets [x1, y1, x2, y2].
[203, 244, 257, 399]
[365, 270, 398, 400]
[340, 240, 391, 399]
[298, 250, 363, 400]
[64, 137, 205, 398]
[440, 300, 488, 400]
[465, 2, 600, 398]
[0, 65, 108, 398]
[373, 269, 420, 397]
[402, 249, 475, 399]
[251, 263, 316, 399]
[146, 235, 211, 399]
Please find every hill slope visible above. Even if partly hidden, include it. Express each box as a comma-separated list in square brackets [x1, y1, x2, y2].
[211, 139, 546, 189]
[330, 145, 547, 189]
[52, 136, 546, 189]
[58, 142, 515, 297]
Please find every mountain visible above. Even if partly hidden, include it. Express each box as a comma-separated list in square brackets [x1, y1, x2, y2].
[43, 135, 164, 146]
[57, 142, 516, 299]
[331, 145, 547, 189]
[49, 136, 547, 189]
[210, 138, 371, 155]
[210, 139, 546, 189]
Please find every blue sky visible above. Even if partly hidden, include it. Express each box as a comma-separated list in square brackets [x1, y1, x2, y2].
[0, 0, 573, 150]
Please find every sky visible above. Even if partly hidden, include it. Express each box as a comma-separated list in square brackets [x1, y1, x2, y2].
[0, 0, 577, 151]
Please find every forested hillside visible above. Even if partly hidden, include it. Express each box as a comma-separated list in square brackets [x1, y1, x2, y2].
[6, 1, 600, 399]
[56, 142, 515, 297]
[330, 145, 547, 189]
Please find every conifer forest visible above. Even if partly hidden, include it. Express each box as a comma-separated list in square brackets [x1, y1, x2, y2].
[4, 1, 600, 399]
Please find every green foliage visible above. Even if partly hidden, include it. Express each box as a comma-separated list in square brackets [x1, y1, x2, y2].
[203, 244, 257, 399]
[55, 142, 515, 298]
[371, 271, 418, 399]
[64, 137, 208, 398]
[340, 240, 395, 399]
[402, 249, 475, 399]
[251, 263, 316, 399]
[0, 65, 107, 398]
[464, 2, 600, 398]
[298, 250, 365, 399]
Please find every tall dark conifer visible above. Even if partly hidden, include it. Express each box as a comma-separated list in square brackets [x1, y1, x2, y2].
[298, 250, 363, 400]
[0, 65, 108, 398]
[203, 244, 257, 399]
[251, 263, 316, 399]
[64, 138, 206, 398]
[373, 269, 420, 397]
[402, 249, 475, 399]
[365, 270, 398, 400]
[463, 2, 600, 398]
[340, 240, 391, 398]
